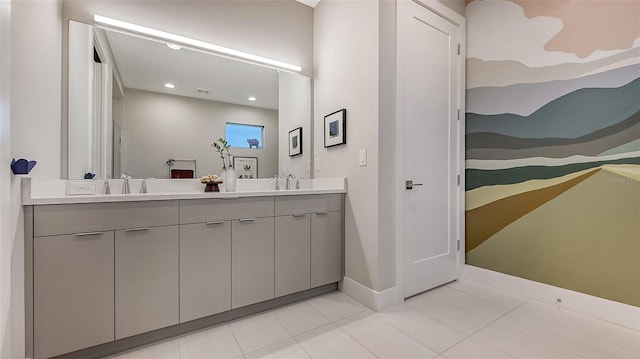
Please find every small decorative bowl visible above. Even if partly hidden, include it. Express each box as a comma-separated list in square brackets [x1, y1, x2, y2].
[204, 182, 220, 192]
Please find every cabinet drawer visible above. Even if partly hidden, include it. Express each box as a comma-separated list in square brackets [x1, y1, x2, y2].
[180, 222, 232, 322]
[115, 225, 179, 339]
[34, 232, 114, 359]
[275, 194, 342, 216]
[180, 197, 274, 224]
[33, 201, 178, 237]
[232, 217, 275, 308]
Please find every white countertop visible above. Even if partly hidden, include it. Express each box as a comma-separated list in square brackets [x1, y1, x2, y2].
[22, 177, 347, 205]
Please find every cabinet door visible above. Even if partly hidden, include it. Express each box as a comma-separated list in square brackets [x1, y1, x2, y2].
[275, 214, 311, 297]
[232, 217, 275, 308]
[180, 221, 231, 322]
[311, 211, 343, 287]
[115, 226, 179, 339]
[34, 232, 114, 359]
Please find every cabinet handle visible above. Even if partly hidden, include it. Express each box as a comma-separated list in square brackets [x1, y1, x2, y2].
[238, 218, 255, 222]
[292, 213, 306, 217]
[124, 227, 149, 232]
[315, 212, 329, 215]
[75, 231, 103, 237]
[206, 221, 225, 225]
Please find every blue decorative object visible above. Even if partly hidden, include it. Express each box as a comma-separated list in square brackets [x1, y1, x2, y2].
[84, 172, 96, 179]
[11, 158, 37, 175]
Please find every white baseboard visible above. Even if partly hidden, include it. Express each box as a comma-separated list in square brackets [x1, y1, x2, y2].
[340, 277, 398, 311]
[463, 265, 640, 330]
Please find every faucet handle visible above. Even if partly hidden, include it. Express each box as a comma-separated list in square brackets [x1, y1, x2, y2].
[140, 179, 148, 194]
[103, 179, 111, 195]
[273, 175, 280, 190]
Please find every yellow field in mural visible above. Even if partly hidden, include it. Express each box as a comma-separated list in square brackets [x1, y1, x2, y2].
[465, 0, 640, 306]
[467, 167, 640, 306]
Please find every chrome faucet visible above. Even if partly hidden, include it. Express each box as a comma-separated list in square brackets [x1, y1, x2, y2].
[103, 179, 111, 195]
[274, 175, 281, 190]
[286, 174, 296, 190]
[121, 173, 132, 194]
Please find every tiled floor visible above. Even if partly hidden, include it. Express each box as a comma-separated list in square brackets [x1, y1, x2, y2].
[110, 280, 640, 358]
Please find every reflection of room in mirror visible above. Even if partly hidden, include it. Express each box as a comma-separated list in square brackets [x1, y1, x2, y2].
[66, 20, 311, 180]
[169, 159, 196, 178]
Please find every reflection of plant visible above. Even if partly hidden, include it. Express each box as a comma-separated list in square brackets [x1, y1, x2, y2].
[212, 138, 233, 169]
[166, 158, 175, 167]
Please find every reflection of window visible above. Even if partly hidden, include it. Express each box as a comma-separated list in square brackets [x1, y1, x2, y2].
[226, 123, 264, 149]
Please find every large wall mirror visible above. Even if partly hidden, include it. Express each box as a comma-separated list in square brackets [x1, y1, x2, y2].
[67, 20, 311, 180]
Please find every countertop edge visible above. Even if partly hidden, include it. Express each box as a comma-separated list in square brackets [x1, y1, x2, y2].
[23, 188, 347, 205]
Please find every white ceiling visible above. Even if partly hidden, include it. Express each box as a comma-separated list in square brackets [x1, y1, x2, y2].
[103, 29, 279, 110]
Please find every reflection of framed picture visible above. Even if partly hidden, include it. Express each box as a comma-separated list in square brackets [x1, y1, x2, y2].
[288, 127, 303, 157]
[233, 156, 258, 179]
[324, 109, 346, 147]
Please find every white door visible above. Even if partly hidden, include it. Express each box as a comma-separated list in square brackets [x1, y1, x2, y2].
[401, 1, 461, 298]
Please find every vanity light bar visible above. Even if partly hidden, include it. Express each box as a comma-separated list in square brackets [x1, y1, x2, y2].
[94, 15, 302, 73]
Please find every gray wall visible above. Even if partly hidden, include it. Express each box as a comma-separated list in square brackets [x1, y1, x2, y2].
[314, 0, 382, 291]
[122, 88, 278, 179]
[6, 1, 63, 358]
[0, 1, 10, 358]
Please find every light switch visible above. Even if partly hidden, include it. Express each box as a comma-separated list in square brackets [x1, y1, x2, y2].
[315, 157, 320, 171]
[359, 149, 367, 166]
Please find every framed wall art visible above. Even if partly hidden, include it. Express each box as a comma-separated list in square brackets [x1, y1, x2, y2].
[324, 109, 346, 148]
[289, 127, 303, 156]
[233, 156, 258, 179]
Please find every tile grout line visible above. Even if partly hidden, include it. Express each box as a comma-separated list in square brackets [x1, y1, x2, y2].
[495, 310, 625, 358]
[228, 324, 249, 357]
[514, 301, 640, 353]
[374, 305, 459, 355]
[465, 298, 588, 358]
[447, 282, 528, 308]
[338, 313, 440, 359]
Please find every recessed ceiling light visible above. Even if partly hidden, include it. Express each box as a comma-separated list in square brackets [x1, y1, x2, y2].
[248, 96, 257, 101]
[164, 83, 175, 89]
[94, 15, 302, 72]
[166, 43, 182, 50]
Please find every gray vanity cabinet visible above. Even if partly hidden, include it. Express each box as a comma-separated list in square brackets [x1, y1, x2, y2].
[26, 194, 343, 358]
[275, 214, 311, 297]
[275, 194, 344, 290]
[311, 211, 343, 287]
[115, 225, 179, 339]
[232, 217, 275, 308]
[179, 221, 232, 322]
[33, 232, 114, 359]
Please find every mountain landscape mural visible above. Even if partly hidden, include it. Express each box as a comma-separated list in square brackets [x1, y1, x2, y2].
[465, 0, 639, 306]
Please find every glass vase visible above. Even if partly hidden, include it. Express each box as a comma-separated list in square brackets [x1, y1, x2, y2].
[225, 166, 237, 192]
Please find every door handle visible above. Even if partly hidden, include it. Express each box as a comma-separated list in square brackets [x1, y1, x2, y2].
[405, 180, 423, 190]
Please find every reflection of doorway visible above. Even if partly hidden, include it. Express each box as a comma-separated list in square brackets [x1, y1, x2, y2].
[112, 121, 121, 178]
[112, 73, 124, 178]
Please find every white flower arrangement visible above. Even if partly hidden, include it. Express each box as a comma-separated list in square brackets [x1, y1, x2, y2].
[199, 174, 223, 184]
